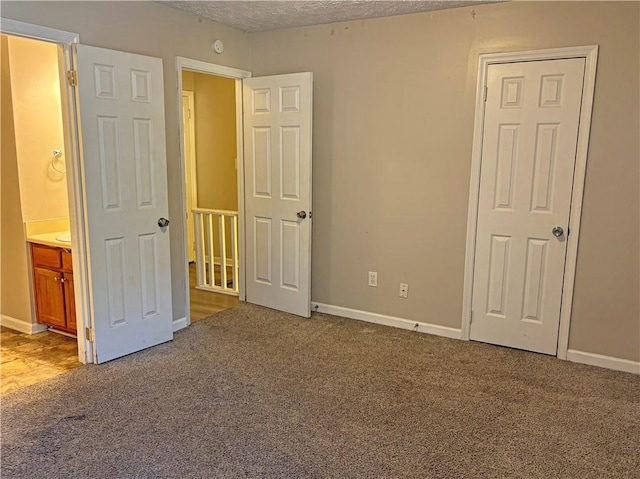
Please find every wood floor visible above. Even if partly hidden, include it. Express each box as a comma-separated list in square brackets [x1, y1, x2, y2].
[189, 262, 238, 322]
[1, 264, 237, 395]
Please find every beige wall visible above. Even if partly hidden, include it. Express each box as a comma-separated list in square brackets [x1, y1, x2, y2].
[182, 70, 194, 91]
[188, 72, 238, 211]
[182, 70, 238, 257]
[1, 1, 253, 319]
[1, 36, 33, 323]
[251, 2, 640, 361]
[7, 35, 69, 222]
[3, 1, 637, 362]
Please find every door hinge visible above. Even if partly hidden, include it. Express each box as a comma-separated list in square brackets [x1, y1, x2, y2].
[483, 85, 488, 102]
[85, 327, 93, 341]
[67, 70, 77, 87]
[470, 310, 473, 324]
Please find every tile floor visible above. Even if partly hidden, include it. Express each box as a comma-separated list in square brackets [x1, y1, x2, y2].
[1, 327, 80, 395]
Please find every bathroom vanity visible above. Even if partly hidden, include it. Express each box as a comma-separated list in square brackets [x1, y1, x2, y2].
[30, 242, 76, 335]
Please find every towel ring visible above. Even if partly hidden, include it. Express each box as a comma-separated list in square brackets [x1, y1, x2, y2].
[51, 149, 66, 174]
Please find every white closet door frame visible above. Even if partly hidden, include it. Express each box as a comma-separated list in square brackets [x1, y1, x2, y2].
[175, 57, 251, 328]
[0, 18, 94, 364]
[462, 45, 599, 360]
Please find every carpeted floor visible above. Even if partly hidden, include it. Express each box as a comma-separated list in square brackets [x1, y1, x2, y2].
[1, 303, 639, 478]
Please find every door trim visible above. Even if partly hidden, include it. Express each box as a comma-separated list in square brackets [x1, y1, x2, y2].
[182, 90, 197, 262]
[0, 18, 93, 364]
[461, 45, 599, 360]
[0, 18, 78, 44]
[175, 57, 251, 326]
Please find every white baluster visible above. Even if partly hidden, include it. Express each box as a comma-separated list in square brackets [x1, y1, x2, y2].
[206, 213, 215, 287]
[195, 212, 205, 287]
[219, 214, 227, 291]
[231, 215, 238, 292]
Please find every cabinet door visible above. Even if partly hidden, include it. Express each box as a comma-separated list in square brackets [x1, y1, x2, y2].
[63, 272, 77, 334]
[34, 267, 66, 329]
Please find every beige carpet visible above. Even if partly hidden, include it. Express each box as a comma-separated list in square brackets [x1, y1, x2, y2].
[2, 303, 638, 478]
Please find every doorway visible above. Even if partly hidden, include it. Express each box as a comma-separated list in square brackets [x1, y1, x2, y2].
[177, 60, 315, 323]
[0, 32, 82, 391]
[177, 57, 251, 324]
[462, 46, 598, 358]
[3, 18, 181, 365]
[181, 68, 241, 322]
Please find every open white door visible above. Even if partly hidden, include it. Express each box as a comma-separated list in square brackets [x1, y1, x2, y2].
[243, 73, 313, 317]
[76, 45, 173, 363]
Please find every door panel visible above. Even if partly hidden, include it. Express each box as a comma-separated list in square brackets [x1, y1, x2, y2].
[471, 58, 585, 355]
[243, 73, 312, 317]
[77, 45, 173, 363]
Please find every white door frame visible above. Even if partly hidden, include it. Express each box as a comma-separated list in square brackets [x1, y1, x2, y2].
[0, 18, 93, 363]
[182, 90, 197, 262]
[175, 57, 251, 325]
[461, 45, 599, 360]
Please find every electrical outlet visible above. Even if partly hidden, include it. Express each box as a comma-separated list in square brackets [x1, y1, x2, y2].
[399, 283, 409, 299]
[368, 271, 378, 287]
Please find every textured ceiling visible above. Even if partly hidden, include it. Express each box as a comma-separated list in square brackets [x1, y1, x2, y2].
[158, 1, 495, 32]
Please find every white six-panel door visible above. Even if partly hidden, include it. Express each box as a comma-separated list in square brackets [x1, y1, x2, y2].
[76, 45, 173, 363]
[471, 58, 585, 355]
[243, 73, 313, 317]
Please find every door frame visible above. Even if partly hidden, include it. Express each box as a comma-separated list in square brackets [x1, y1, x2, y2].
[0, 18, 93, 363]
[182, 90, 197, 262]
[175, 57, 251, 325]
[461, 45, 599, 360]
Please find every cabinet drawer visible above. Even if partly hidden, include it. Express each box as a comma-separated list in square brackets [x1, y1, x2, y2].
[32, 244, 62, 269]
[62, 249, 73, 272]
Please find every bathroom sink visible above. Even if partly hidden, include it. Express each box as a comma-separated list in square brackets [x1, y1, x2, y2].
[56, 232, 72, 243]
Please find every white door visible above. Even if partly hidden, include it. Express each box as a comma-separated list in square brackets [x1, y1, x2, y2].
[471, 58, 585, 355]
[243, 73, 313, 317]
[76, 45, 173, 363]
[182, 92, 197, 263]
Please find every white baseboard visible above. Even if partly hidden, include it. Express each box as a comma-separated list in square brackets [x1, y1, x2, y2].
[172, 316, 188, 332]
[566, 349, 640, 374]
[311, 302, 463, 340]
[312, 304, 639, 374]
[0, 314, 48, 335]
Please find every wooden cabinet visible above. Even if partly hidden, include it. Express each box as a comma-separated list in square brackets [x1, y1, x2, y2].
[31, 243, 77, 335]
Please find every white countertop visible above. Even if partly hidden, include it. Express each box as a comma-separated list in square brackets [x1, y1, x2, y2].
[27, 231, 72, 249]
